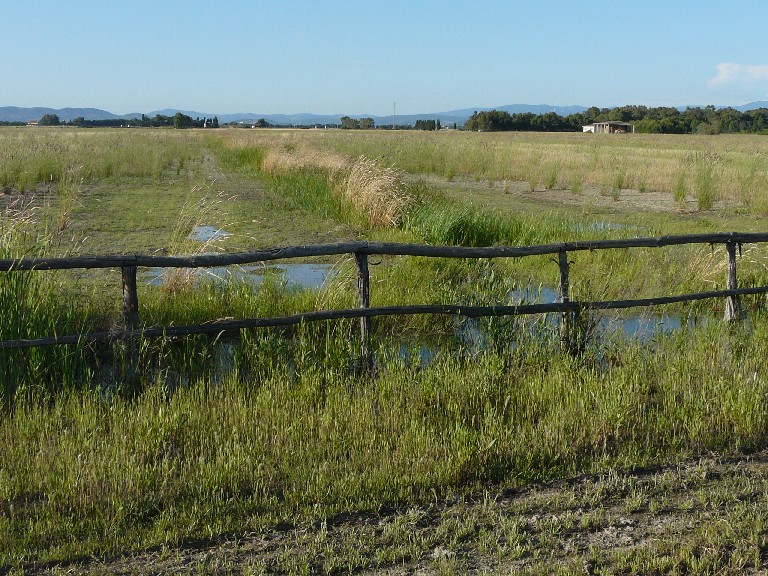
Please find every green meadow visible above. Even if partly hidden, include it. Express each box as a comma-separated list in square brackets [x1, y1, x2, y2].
[2, 127, 768, 573]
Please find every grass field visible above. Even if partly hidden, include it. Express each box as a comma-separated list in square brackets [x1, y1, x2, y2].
[3, 127, 768, 574]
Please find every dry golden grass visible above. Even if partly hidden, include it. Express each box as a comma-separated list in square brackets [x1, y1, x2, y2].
[338, 156, 412, 227]
[217, 131, 350, 175]
[261, 144, 350, 175]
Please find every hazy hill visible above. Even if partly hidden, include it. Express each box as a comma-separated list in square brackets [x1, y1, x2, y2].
[0, 106, 141, 122]
[0, 104, 589, 126]
[736, 101, 768, 111]
[3, 101, 767, 126]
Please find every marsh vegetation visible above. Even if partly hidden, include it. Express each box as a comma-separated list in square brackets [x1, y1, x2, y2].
[2, 127, 768, 573]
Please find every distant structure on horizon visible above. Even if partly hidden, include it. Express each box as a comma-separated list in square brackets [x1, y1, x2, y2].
[582, 121, 634, 134]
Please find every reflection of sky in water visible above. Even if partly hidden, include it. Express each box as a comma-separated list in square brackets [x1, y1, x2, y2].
[144, 263, 336, 290]
[188, 226, 231, 242]
[600, 314, 704, 340]
[508, 285, 559, 304]
[506, 284, 703, 341]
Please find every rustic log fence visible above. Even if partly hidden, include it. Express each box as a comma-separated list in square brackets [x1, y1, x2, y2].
[1, 232, 767, 364]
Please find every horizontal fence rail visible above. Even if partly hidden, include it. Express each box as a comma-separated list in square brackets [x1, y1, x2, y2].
[0, 233, 766, 359]
[2, 232, 768, 272]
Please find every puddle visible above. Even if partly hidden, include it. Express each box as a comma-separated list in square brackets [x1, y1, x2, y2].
[508, 285, 560, 304]
[588, 221, 635, 232]
[145, 263, 337, 291]
[396, 343, 439, 368]
[504, 284, 704, 341]
[245, 263, 335, 290]
[188, 225, 231, 242]
[599, 314, 704, 340]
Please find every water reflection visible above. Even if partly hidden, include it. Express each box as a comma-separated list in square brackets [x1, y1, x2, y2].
[503, 284, 703, 341]
[188, 225, 231, 242]
[144, 263, 337, 290]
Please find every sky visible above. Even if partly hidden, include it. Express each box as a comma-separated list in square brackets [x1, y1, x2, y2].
[2, 0, 768, 116]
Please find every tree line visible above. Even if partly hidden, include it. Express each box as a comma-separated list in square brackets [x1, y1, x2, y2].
[464, 105, 768, 134]
[33, 113, 220, 129]
[24, 105, 768, 134]
[340, 116, 375, 129]
[415, 119, 441, 130]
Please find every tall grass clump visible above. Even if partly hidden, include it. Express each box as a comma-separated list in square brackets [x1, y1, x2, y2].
[569, 172, 584, 194]
[695, 162, 717, 210]
[211, 141, 265, 172]
[403, 201, 575, 247]
[543, 164, 558, 190]
[686, 149, 722, 211]
[338, 156, 412, 227]
[0, 200, 90, 405]
[673, 169, 687, 208]
[160, 186, 237, 291]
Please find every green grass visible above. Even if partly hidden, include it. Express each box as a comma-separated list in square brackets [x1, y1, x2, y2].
[5, 127, 768, 570]
[225, 129, 768, 207]
[5, 318, 768, 568]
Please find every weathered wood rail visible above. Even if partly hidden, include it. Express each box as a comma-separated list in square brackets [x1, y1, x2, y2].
[1, 232, 767, 360]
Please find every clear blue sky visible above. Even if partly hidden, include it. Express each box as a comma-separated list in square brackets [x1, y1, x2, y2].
[3, 0, 767, 116]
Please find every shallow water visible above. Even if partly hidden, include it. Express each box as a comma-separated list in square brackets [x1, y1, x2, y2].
[144, 263, 337, 290]
[188, 225, 231, 242]
[505, 284, 701, 341]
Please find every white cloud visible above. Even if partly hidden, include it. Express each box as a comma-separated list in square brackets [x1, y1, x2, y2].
[709, 63, 768, 87]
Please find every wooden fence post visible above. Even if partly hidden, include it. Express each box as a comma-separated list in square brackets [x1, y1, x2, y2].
[557, 250, 575, 353]
[121, 265, 140, 378]
[724, 241, 741, 322]
[354, 252, 373, 371]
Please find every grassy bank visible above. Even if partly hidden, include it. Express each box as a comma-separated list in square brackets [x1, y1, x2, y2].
[4, 318, 768, 568]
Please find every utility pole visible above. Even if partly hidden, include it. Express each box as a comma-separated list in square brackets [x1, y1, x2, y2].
[393, 101, 396, 130]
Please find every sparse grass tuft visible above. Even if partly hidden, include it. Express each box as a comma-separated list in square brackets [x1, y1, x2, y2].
[695, 162, 717, 211]
[674, 169, 687, 208]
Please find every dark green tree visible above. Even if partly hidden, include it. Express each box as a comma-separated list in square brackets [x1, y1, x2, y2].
[172, 112, 193, 129]
[340, 116, 360, 129]
[415, 119, 437, 130]
[39, 114, 61, 126]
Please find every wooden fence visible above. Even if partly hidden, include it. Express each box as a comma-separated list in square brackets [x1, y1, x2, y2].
[1, 232, 768, 364]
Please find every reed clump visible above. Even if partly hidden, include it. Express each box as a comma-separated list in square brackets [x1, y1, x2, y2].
[261, 143, 350, 176]
[338, 156, 413, 227]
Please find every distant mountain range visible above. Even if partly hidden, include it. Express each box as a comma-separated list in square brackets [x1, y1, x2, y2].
[3, 102, 768, 126]
[0, 105, 587, 126]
